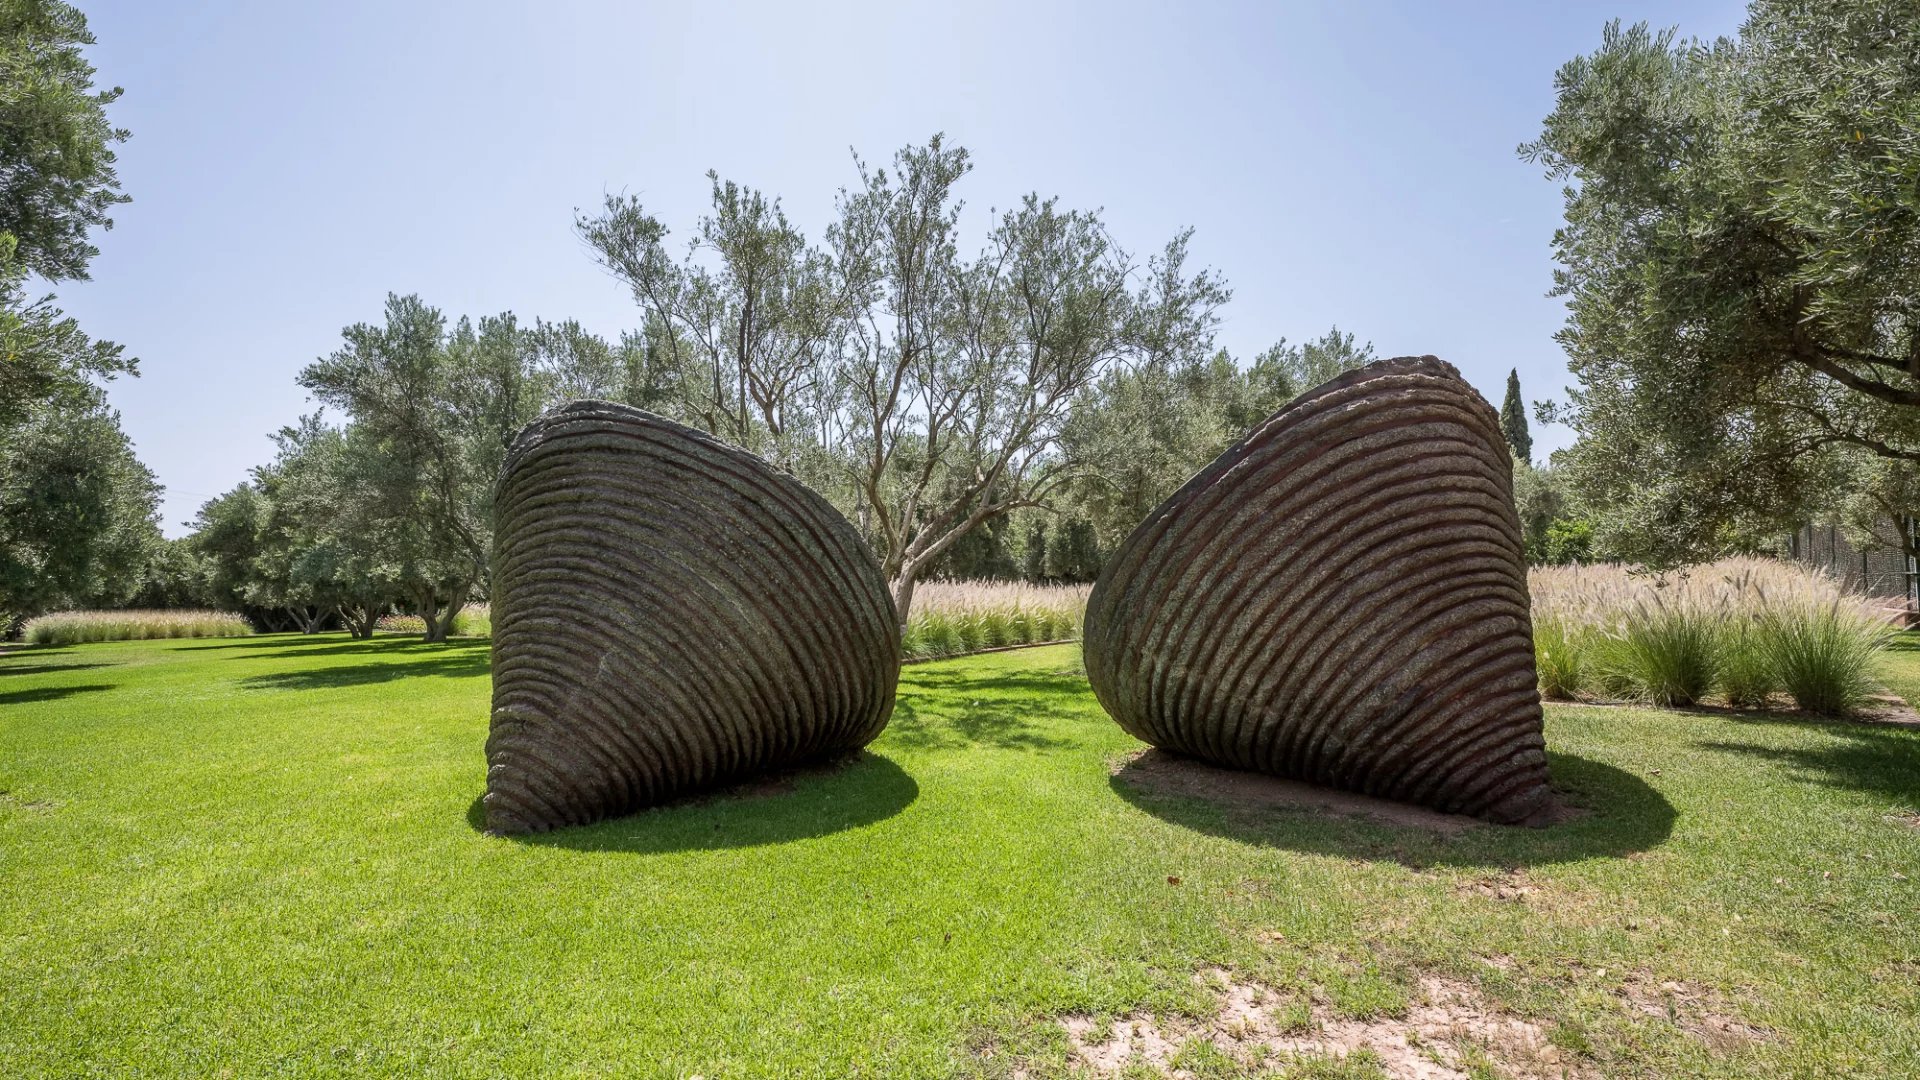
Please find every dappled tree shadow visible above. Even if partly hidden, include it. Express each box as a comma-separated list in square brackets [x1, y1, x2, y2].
[1109, 750, 1676, 870]
[0, 684, 115, 707]
[887, 666, 1091, 752]
[1694, 712, 1920, 808]
[886, 697, 1076, 752]
[470, 750, 918, 854]
[238, 647, 490, 690]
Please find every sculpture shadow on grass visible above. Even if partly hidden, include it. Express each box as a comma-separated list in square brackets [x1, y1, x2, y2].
[1109, 749, 1675, 870]
[468, 750, 918, 854]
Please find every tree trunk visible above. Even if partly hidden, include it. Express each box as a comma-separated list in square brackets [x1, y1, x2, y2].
[340, 604, 378, 639]
[419, 590, 446, 644]
[890, 571, 917, 635]
[421, 584, 469, 644]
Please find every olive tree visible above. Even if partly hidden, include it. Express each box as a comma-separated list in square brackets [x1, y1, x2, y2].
[1524, 1, 1920, 563]
[581, 136, 1229, 626]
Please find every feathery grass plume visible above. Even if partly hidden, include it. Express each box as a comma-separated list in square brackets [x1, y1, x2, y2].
[22, 610, 253, 645]
[902, 581, 1091, 661]
[451, 604, 491, 637]
[375, 614, 428, 635]
[1527, 557, 1891, 712]
[1718, 614, 1778, 708]
[1716, 568, 1777, 708]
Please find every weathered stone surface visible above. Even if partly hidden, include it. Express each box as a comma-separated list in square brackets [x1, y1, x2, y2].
[1082, 356, 1551, 824]
[484, 401, 899, 834]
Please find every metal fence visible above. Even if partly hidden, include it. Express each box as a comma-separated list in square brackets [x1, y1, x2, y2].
[1787, 520, 1919, 609]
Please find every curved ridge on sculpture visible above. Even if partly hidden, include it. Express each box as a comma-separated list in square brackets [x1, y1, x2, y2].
[484, 401, 899, 834]
[1083, 355, 1551, 824]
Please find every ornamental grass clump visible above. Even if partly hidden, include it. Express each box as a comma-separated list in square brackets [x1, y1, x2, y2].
[22, 609, 253, 645]
[452, 604, 491, 637]
[1526, 557, 1891, 715]
[1530, 614, 1588, 700]
[1760, 598, 1890, 716]
[1718, 614, 1778, 709]
[1598, 594, 1721, 707]
[901, 581, 1090, 661]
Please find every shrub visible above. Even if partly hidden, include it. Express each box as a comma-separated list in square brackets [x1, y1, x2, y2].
[22, 610, 253, 645]
[374, 606, 489, 638]
[376, 614, 427, 635]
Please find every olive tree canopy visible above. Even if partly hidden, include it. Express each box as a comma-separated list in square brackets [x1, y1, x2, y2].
[1524, 1, 1920, 563]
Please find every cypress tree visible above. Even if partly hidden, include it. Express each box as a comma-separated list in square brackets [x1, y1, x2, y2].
[1500, 368, 1532, 464]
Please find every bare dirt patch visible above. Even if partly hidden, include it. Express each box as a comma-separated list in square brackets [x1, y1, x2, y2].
[1112, 749, 1486, 834]
[1887, 811, 1920, 832]
[1058, 968, 1590, 1079]
[1616, 973, 1772, 1052]
[1854, 693, 1920, 728]
[1457, 871, 1542, 903]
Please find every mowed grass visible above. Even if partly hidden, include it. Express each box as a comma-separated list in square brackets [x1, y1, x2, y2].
[1, 633, 1917, 1078]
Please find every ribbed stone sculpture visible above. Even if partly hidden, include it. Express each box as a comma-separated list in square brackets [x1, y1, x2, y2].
[1084, 356, 1551, 824]
[484, 401, 899, 834]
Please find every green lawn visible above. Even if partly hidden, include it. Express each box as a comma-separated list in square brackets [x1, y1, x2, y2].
[2, 633, 1917, 1078]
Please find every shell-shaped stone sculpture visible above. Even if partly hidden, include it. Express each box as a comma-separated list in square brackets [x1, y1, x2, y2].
[484, 401, 899, 834]
[1084, 356, 1551, 824]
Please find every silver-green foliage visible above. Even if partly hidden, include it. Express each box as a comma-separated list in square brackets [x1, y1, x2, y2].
[1524, 2, 1920, 565]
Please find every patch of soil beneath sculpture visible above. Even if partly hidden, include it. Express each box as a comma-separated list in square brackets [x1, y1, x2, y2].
[1112, 749, 1585, 834]
[680, 751, 868, 804]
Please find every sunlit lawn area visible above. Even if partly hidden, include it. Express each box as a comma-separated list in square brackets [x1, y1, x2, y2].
[2, 634, 1917, 1077]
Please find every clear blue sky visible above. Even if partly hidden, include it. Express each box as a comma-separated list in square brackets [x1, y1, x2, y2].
[63, 0, 1748, 536]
